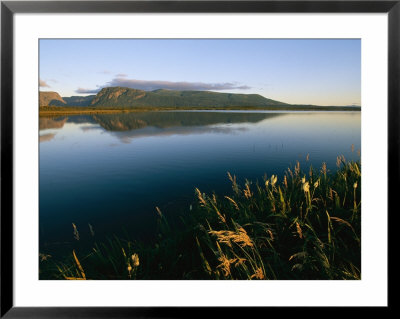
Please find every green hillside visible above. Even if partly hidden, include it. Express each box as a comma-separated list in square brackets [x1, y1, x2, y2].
[62, 95, 95, 106]
[89, 87, 287, 108]
[40, 87, 361, 111]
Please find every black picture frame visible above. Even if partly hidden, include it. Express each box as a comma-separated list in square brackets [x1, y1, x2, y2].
[1, 0, 396, 317]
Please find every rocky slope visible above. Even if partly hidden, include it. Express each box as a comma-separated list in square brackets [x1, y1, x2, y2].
[39, 91, 66, 106]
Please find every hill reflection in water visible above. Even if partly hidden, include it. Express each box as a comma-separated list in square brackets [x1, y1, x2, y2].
[90, 111, 285, 142]
[40, 111, 285, 142]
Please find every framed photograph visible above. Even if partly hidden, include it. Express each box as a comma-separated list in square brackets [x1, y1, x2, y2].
[1, 0, 396, 316]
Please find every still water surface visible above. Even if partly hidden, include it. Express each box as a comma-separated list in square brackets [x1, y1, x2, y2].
[39, 111, 360, 252]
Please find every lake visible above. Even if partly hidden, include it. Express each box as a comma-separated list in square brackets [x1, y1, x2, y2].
[39, 110, 361, 254]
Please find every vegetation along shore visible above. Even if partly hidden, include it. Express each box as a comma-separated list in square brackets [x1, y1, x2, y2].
[39, 155, 361, 280]
[39, 105, 361, 116]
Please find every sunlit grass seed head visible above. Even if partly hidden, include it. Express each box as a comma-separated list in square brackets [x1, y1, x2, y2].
[225, 196, 239, 210]
[267, 229, 274, 241]
[217, 255, 233, 277]
[72, 223, 80, 241]
[215, 208, 227, 224]
[131, 253, 140, 267]
[234, 258, 247, 267]
[296, 222, 303, 239]
[295, 161, 300, 175]
[303, 182, 310, 193]
[195, 188, 207, 206]
[271, 175, 277, 186]
[235, 227, 254, 247]
[287, 167, 294, 178]
[209, 227, 254, 248]
[321, 162, 327, 174]
[217, 256, 247, 276]
[250, 267, 265, 280]
[244, 184, 253, 199]
[39, 253, 51, 262]
[336, 156, 342, 167]
[289, 251, 307, 261]
[72, 250, 85, 279]
[283, 175, 288, 188]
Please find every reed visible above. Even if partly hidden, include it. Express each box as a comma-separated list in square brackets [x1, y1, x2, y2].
[40, 155, 361, 280]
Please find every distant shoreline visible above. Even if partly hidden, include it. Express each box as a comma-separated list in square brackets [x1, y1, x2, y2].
[39, 105, 361, 116]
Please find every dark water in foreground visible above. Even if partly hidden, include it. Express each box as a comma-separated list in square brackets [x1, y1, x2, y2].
[39, 111, 360, 253]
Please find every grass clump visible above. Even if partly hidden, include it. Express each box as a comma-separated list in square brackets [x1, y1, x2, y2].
[40, 156, 361, 280]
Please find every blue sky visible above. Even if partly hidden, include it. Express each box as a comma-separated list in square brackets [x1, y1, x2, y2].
[39, 39, 360, 106]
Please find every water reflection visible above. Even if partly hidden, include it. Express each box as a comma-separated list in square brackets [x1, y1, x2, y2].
[92, 111, 283, 131]
[39, 133, 56, 143]
[40, 111, 285, 142]
[39, 110, 361, 250]
[39, 117, 68, 130]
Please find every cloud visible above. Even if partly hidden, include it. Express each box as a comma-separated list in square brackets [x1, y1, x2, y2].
[75, 87, 101, 94]
[105, 78, 251, 91]
[115, 73, 128, 78]
[39, 79, 50, 88]
[75, 78, 251, 94]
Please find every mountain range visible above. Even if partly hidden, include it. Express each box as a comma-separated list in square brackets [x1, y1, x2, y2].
[39, 87, 287, 108]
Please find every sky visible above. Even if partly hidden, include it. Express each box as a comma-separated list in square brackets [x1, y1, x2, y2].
[39, 39, 361, 106]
